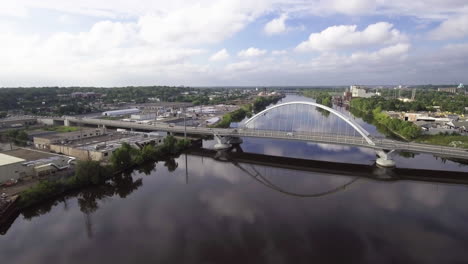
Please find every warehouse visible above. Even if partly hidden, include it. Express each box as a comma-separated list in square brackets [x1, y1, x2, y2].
[102, 108, 140, 117]
[34, 128, 105, 149]
[0, 153, 27, 183]
[0, 149, 72, 183]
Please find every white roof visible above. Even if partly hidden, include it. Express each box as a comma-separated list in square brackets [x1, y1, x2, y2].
[0, 153, 26, 166]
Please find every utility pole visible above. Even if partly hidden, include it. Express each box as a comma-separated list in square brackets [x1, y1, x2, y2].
[183, 106, 187, 139]
[185, 153, 188, 184]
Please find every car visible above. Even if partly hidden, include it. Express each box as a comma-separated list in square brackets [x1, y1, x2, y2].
[286, 132, 294, 136]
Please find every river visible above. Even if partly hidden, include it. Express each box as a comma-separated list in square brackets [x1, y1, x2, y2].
[1, 94, 468, 264]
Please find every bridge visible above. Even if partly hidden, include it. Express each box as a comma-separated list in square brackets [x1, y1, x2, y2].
[63, 101, 468, 167]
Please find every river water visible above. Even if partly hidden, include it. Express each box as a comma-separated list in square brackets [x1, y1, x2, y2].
[1, 94, 468, 264]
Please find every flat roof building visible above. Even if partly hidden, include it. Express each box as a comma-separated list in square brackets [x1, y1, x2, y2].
[34, 128, 105, 149]
[0, 149, 72, 183]
[102, 108, 140, 117]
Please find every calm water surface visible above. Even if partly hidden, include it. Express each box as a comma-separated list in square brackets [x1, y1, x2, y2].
[1, 94, 468, 264]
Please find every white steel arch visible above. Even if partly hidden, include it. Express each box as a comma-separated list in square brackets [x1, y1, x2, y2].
[244, 101, 375, 146]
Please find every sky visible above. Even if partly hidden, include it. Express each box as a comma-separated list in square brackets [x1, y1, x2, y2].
[1, 0, 468, 87]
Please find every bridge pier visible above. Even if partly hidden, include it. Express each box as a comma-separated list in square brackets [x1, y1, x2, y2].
[376, 150, 396, 168]
[213, 134, 231, 150]
[213, 134, 243, 150]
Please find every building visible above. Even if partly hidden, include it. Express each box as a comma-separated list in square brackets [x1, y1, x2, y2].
[404, 113, 451, 123]
[34, 128, 106, 149]
[130, 113, 157, 121]
[0, 153, 26, 183]
[350, 85, 374, 98]
[447, 121, 468, 133]
[437, 87, 457, 93]
[49, 132, 166, 161]
[102, 108, 140, 117]
[71, 92, 101, 99]
[0, 149, 72, 183]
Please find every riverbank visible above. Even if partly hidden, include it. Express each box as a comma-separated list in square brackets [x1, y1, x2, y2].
[414, 134, 468, 148]
[8, 136, 191, 211]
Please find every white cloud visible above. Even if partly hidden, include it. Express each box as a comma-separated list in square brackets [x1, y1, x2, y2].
[296, 22, 406, 52]
[238, 47, 268, 57]
[272, 50, 288, 55]
[264, 14, 288, 35]
[429, 14, 468, 40]
[209, 49, 230, 61]
[328, 0, 377, 15]
[225, 60, 256, 72]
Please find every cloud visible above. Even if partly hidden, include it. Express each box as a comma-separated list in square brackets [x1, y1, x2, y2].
[328, 0, 377, 15]
[209, 49, 230, 61]
[238, 47, 268, 57]
[272, 50, 288, 55]
[296, 22, 406, 52]
[264, 14, 289, 35]
[429, 14, 468, 40]
[225, 60, 256, 72]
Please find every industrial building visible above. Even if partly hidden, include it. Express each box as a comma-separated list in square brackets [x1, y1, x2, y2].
[438, 87, 457, 93]
[34, 128, 105, 149]
[0, 149, 72, 183]
[49, 132, 166, 161]
[350, 85, 375, 98]
[102, 108, 140, 117]
[130, 113, 157, 121]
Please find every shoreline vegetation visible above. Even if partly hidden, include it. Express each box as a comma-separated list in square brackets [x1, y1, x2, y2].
[303, 90, 468, 148]
[351, 98, 468, 148]
[214, 95, 284, 128]
[17, 135, 191, 209]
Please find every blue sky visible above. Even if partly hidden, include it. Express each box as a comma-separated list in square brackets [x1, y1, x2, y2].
[1, 0, 468, 87]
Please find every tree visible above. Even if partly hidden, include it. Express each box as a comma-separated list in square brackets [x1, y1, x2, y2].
[110, 142, 138, 170]
[74, 160, 109, 185]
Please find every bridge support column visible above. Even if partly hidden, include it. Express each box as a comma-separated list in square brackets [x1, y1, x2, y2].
[213, 134, 231, 150]
[64, 119, 70, 127]
[376, 150, 396, 168]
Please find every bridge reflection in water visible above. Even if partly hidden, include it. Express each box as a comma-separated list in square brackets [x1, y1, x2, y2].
[187, 147, 468, 198]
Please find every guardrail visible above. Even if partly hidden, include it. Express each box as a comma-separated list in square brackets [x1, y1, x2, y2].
[68, 117, 468, 159]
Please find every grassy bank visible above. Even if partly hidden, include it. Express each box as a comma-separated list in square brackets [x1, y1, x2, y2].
[414, 134, 468, 149]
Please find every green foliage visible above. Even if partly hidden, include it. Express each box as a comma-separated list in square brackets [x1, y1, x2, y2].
[110, 142, 139, 170]
[44, 126, 79, 132]
[415, 134, 468, 149]
[6, 129, 29, 146]
[19, 136, 190, 209]
[0, 112, 7, 118]
[73, 160, 109, 185]
[253, 96, 283, 113]
[351, 98, 422, 140]
[303, 90, 333, 107]
[111, 136, 190, 169]
[19, 180, 64, 208]
[19, 160, 111, 208]
[215, 96, 282, 128]
[371, 108, 421, 140]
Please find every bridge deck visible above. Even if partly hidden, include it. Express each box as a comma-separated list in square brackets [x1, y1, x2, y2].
[67, 117, 468, 160]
